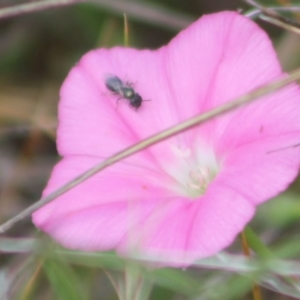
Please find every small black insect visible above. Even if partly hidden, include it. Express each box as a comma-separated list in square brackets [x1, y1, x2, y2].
[105, 75, 144, 109]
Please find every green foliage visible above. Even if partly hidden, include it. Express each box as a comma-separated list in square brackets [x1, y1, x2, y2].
[42, 259, 86, 300]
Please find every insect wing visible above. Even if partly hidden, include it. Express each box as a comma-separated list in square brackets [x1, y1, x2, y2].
[105, 75, 124, 93]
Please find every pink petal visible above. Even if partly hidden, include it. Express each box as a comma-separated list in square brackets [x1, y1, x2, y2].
[159, 11, 282, 145]
[32, 156, 177, 250]
[218, 133, 300, 205]
[165, 11, 279, 115]
[33, 155, 255, 265]
[116, 183, 254, 266]
[58, 47, 175, 162]
[33, 156, 175, 223]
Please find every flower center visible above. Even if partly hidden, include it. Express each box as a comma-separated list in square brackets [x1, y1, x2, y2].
[186, 166, 212, 194]
[169, 142, 219, 198]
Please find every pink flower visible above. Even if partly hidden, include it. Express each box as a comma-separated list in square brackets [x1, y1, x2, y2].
[32, 11, 300, 265]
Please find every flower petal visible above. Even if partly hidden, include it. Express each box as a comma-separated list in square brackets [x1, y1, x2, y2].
[163, 11, 282, 144]
[217, 133, 300, 205]
[32, 156, 176, 250]
[117, 183, 254, 265]
[57, 47, 177, 158]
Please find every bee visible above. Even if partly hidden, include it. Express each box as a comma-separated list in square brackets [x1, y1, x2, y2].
[105, 75, 144, 109]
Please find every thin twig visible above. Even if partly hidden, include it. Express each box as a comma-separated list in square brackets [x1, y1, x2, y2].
[0, 0, 193, 31]
[245, 6, 300, 19]
[259, 14, 300, 34]
[103, 270, 123, 300]
[123, 13, 129, 47]
[0, 0, 87, 19]
[245, 0, 300, 33]
[1, 68, 300, 234]
[20, 260, 43, 300]
[267, 142, 300, 154]
[241, 231, 262, 300]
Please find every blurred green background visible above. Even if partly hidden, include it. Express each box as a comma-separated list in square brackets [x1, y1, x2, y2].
[1, 0, 300, 299]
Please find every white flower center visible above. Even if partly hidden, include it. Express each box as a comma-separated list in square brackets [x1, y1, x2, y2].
[187, 166, 211, 192]
[169, 141, 219, 198]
